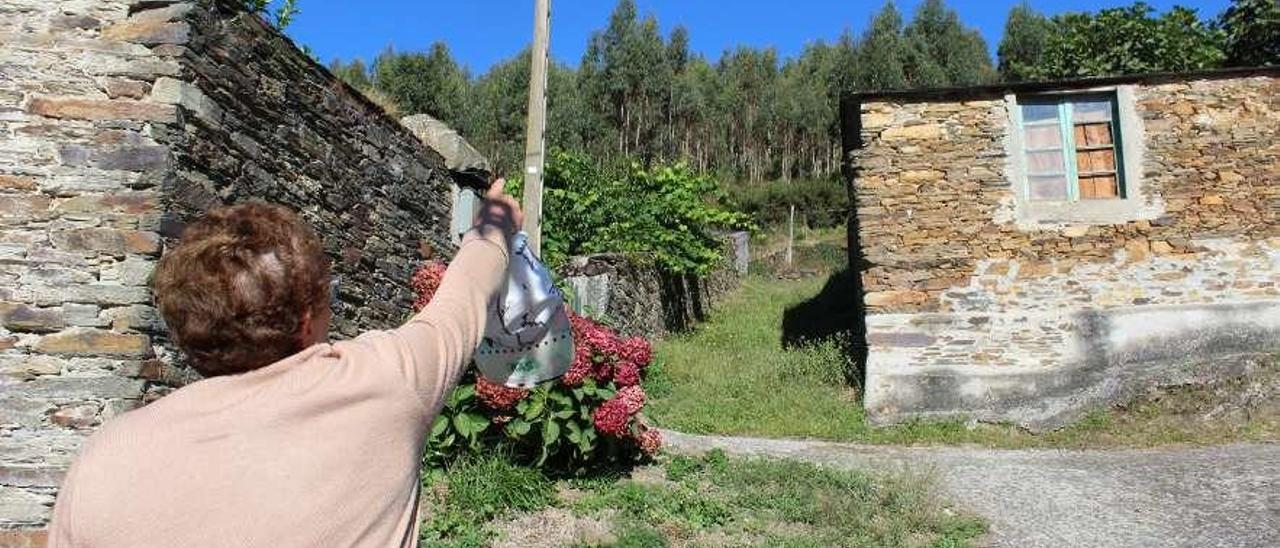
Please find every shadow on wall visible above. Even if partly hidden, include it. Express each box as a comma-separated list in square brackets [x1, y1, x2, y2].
[658, 270, 709, 333]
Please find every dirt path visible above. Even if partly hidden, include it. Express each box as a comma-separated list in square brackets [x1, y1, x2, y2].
[661, 430, 1280, 548]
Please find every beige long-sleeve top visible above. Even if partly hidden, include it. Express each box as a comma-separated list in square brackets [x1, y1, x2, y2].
[47, 226, 510, 548]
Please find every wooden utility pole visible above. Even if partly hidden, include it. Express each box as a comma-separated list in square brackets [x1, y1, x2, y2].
[521, 0, 551, 255]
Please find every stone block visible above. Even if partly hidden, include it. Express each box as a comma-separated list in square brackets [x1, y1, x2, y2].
[50, 228, 160, 256]
[1219, 170, 1245, 183]
[866, 331, 937, 348]
[51, 14, 102, 30]
[0, 303, 65, 333]
[880, 123, 944, 142]
[0, 466, 66, 489]
[57, 145, 169, 171]
[63, 304, 104, 327]
[24, 96, 176, 123]
[1062, 225, 1090, 238]
[102, 19, 190, 45]
[0, 195, 51, 219]
[102, 78, 152, 99]
[33, 329, 152, 358]
[0, 487, 53, 527]
[17, 375, 145, 400]
[1199, 195, 1225, 205]
[1125, 239, 1151, 262]
[900, 170, 944, 184]
[863, 112, 894, 129]
[0, 355, 64, 380]
[0, 529, 48, 548]
[150, 77, 223, 127]
[865, 290, 930, 308]
[49, 403, 100, 429]
[0, 175, 37, 191]
[0, 395, 53, 430]
[105, 305, 163, 332]
[17, 284, 150, 306]
[52, 192, 159, 215]
[1151, 241, 1175, 255]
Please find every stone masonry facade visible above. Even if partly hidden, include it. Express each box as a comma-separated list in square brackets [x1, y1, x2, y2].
[844, 69, 1280, 430]
[1, 0, 456, 539]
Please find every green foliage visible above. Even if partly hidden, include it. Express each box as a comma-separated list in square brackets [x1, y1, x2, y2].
[904, 0, 999, 87]
[1006, 2, 1226, 80]
[373, 43, 470, 124]
[424, 373, 635, 471]
[514, 151, 752, 274]
[1217, 0, 1280, 67]
[725, 179, 849, 229]
[327, 0, 995, 184]
[328, 58, 371, 91]
[998, 3, 1053, 81]
[240, 0, 300, 30]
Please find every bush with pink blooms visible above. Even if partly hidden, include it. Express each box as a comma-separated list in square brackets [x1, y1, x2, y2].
[414, 261, 661, 470]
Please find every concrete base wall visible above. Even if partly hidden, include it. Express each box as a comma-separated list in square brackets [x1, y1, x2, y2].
[865, 299, 1280, 431]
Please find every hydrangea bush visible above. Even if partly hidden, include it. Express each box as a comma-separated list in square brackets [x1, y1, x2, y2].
[413, 262, 661, 470]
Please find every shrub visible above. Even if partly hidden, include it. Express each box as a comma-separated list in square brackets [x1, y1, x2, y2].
[416, 262, 662, 471]
[724, 178, 849, 229]
[511, 151, 752, 274]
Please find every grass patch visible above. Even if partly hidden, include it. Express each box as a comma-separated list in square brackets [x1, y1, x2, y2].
[420, 454, 556, 547]
[648, 274, 1280, 448]
[571, 450, 985, 547]
[419, 451, 983, 547]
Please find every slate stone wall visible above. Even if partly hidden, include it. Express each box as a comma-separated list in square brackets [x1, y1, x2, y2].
[562, 236, 746, 339]
[847, 71, 1280, 430]
[0, 0, 454, 535]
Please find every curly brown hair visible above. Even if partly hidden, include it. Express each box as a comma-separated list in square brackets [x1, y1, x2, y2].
[154, 202, 331, 377]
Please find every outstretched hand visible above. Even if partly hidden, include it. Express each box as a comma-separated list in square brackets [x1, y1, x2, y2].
[476, 178, 524, 235]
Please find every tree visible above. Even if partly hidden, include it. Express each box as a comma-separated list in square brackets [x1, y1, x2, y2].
[1030, 3, 1225, 79]
[373, 43, 470, 125]
[1217, 0, 1280, 67]
[904, 0, 997, 86]
[997, 3, 1052, 81]
[329, 58, 371, 90]
[854, 2, 910, 91]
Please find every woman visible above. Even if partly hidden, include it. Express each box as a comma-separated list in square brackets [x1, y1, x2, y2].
[48, 182, 522, 547]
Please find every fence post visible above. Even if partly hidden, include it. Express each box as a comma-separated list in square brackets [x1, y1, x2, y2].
[786, 204, 795, 269]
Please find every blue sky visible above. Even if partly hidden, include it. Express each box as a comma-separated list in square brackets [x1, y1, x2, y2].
[281, 0, 1231, 75]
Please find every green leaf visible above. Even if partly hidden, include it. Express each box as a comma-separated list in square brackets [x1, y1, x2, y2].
[542, 420, 561, 447]
[429, 418, 449, 438]
[452, 412, 489, 437]
[525, 398, 545, 419]
[507, 418, 533, 437]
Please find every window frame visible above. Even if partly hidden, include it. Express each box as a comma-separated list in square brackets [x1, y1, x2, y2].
[1015, 92, 1127, 203]
[1004, 85, 1158, 227]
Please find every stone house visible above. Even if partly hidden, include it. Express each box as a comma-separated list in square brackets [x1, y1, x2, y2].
[0, 0, 472, 540]
[841, 67, 1280, 431]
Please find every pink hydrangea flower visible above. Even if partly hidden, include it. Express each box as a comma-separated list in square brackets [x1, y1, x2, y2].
[614, 385, 646, 415]
[636, 428, 662, 456]
[411, 262, 448, 311]
[619, 337, 653, 369]
[475, 376, 529, 411]
[592, 398, 631, 436]
[613, 360, 641, 387]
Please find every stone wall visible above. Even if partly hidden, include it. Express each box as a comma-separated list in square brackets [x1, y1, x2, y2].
[845, 70, 1280, 430]
[562, 235, 747, 339]
[0, 0, 455, 537]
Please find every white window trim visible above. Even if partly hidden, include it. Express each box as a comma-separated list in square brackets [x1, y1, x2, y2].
[1004, 85, 1161, 226]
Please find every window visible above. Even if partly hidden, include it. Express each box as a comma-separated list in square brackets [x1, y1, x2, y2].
[1018, 94, 1124, 202]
